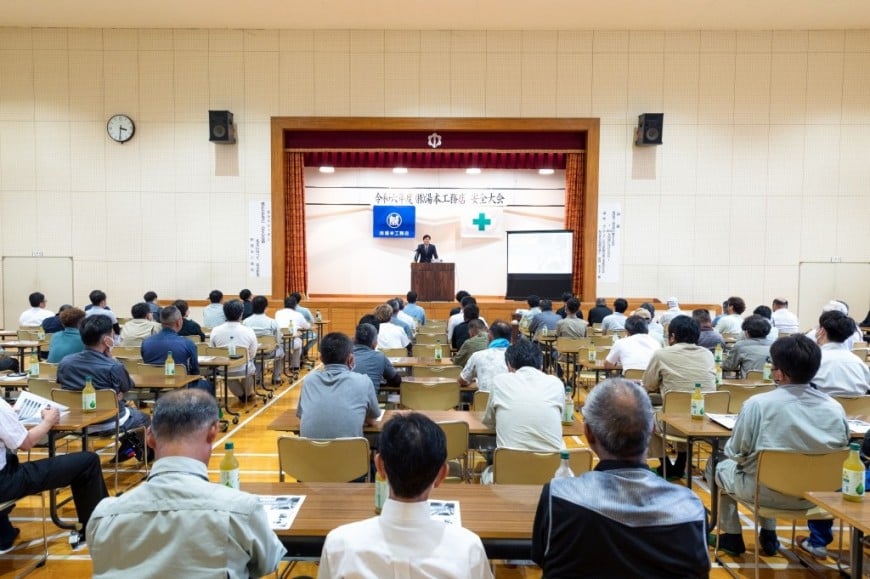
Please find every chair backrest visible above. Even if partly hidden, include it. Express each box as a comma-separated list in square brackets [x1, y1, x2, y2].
[414, 365, 461, 379]
[276, 436, 370, 482]
[438, 421, 469, 464]
[380, 348, 408, 358]
[119, 357, 141, 373]
[554, 337, 588, 352]
[663, 390, 730, 414]
[27, 377, 55, 399]
[135, 363, 189, 377]
[623, 368, 644, 381]
[756, 449, 849, 498]
[717, 384, 775, 413]
[834, 396, 870, 418]
[472, 390, 490, 412]
[182, 334, 202, 344]
[257, 335, 277, 349]
[38, 362, 58, 379]
[400, 382, 460, 410]
[412, 344, 437, 357]
[493, 448, 594, 484]
[51, 388, 118, 412]
[591, 335, 613, 347]
[415, 333, 447, 344]
[745, 370, 764, 381]
[112, 346, 142, 359]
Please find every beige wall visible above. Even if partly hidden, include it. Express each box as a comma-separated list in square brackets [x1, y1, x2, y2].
[0, 28, 869, 322]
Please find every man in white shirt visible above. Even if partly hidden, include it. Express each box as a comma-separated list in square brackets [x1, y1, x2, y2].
[805, 300, 864, 350]
[657, 297, 684, 326]
[85, 289, 120, 335]
[373, 304, 409, 350]
[600, 298, 629, 334]
[715, 296, 746, 336]
[318, 412, 492, 579]
[243, 296, 285, 385]
[484, 339, 564, 452]
[201, 290, 226, 328]
[18, 292, 54, 327]
[771, 298, 800, 334]
[209, 300, 257, 401]
[448, 295, 477, 342]
[458, 321, 512, 392]
[604, 315, 661, 372]
[395, 297, 417, 333]
[813, 310, 870, 397]
[274, 295, 309, 368]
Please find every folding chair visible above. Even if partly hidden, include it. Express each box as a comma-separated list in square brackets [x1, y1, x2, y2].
[493, 448, 593, 484]
[400, 382, 460, 410]
[277, 436, 370, 482]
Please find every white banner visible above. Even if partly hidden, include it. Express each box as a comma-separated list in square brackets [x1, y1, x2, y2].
[460, 208, 503, 238]
[248, 200, 272, 278]
[596, 201, 622, 283]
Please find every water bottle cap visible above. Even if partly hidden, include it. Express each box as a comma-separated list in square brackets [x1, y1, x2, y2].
[851, 442, 861, 451]
[225, 441, 234, 450]
[560, 450, 569, 459]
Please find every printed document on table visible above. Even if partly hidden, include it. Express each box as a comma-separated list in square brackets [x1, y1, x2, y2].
[847, 419, 870, 435]
[706, 413, 738, 430]
[13, 391, 69, 425]
[257, 495, 305, 530]
[429, 500, 461, 526]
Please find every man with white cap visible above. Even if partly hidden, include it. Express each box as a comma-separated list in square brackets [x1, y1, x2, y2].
[657, 297, 684, 326]
[805, 300, 863, 350]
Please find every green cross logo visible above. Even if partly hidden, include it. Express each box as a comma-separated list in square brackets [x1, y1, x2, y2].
[472, 212, 492, 231]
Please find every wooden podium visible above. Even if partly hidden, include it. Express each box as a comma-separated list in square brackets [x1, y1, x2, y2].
[411, 262, 455, 301]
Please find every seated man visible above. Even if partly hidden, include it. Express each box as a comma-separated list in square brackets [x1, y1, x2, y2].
[403, 290, 426, 326]
[373, 304, 410, 351]
[84, 290, 121, 336]
[805, 300, 864, 350]
[529, 299, 560, 340]
[143, 291, 161, 320]
[656, 297, 684, 326]
[556, 297, 588, 338]
[458, 321, 511, 393]
[351, 322, 401, 393]
[586, 297, 612, 325]
[141, 306, 214, 395]
[239, 288, 254, 320]
[771, 297, 800, 334]
[394, 297, 417, 334]
[274, 295, 311, 365]
[448, 293, 475, 339]
[451, 303, 481, 351]
[484, 339, 564, 452]
[318, 412, 492, 578]
[604, 314, 661, 372]
[119, 302, 161, 347]
[201, 289, 226, 328]
[297, 332, 380, 439]
[600, 297, 629, 334]
[453, 319, 489, 368]
[41, 304, 72, 335]
[243, 295, 285, 386]
[710, 334, 850, 557]
[715, 296, 746, 336]
[692, 308, 725, 352]
[57, 314, 150, 435]
[88, 389, 285, 577]
[173, 299, 206, 341]
[532, 378, 709, 578]
[812, 310, 870, 396]
[19, 292, 55, 327]
[0, 401, 108, 552]
[387, 299, 413, 341]
[47, 306, 86, 363]
[722, 314, 771, 378]
[208, 300, 258, 402]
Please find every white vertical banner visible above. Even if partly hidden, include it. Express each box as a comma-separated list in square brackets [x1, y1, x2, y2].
[248, 200, 272, 278]
[596, 201, 622, 283]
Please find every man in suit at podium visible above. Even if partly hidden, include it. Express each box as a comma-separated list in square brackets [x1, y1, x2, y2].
[414, 234, 439, 263]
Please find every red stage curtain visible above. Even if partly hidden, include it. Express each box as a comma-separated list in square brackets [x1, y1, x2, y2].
[564, 152, 585, 298]
[284, 152, 308, 295]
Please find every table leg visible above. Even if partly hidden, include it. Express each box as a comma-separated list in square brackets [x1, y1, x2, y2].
[47, 431, 77, 529]
[851, 527, 863, 578]
[685, 436, 694, 490]
[222, 366, 240, 424]
[709, 438, 720, 529]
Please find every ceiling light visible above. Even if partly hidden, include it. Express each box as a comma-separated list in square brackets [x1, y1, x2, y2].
[538, 168, 555, 175]
[319, 166, 335, 173]
[392, 167, 408, 174]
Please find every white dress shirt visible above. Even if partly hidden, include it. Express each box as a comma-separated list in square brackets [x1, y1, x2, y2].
[771, 308, 800, 334]
[19, 307, 54, 327]
[484, 366, 564, 452]
[274, 308, 310, 331]
[813, 343, 870, 397]
[715, 313, 744, 336]
[209, 321, 258, 375]
[318, 498, 492, 579]
[378, 322, 410, 349]
[459, 347, 509, 392]
[605, 333, 661, 371]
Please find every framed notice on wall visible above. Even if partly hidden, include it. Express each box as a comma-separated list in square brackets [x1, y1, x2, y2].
[372, 205, 416, 239]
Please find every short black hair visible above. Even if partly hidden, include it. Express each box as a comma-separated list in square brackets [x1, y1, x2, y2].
[239, 289, 252, 301]
[283, 295, 298, 309]
[422, 234, 431, 241]
[379, 412, 446, 499]
[143, 291, 158, 302]
[208, 290, 223, 304]
[320, 332, 353, 365]
[727, 296, 746, 315]
[624, 315, 648, 335]
[468, 319, 487, 335]
[691, 308, 712, 325]
[81, 314, 114, 346]
[505, 339, 542, 370]
[291, 291, 303, 302]
[490, 321, 512, 341]
[406, 291, 417, 304]
[819, 310, 857, 343]
[252, 295, 268, 315]
[560, 292, 573, 303]
[354, 323, 378, 348]
[566, 297, 580, 314]
[130, 302, 151, 319]
[742, 314, 771, 339]
[159, 305, 181, 326]
[89, 289, 106, 306]
[358, 313, 379, 329]
[753, 305, 772, 320]
[668, 315, 700, 345]
[460, 295, 477, 308]
[462, 304, 480, 321]
[772, 298, 789, 308]
[770, 334, 821, 384]
[173, 299, 189, 317]
[613, 298, 628, 313]
[527, 295, 540, 308]
[455, 290, 469, 303]
[28, 292, 45, 307]
[539, 299, 553, 312]
[222, 299, 244, 322]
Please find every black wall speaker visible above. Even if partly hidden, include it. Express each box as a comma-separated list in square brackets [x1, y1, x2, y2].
[209, 110, 236, 144]
[635, 113, 664, 146]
